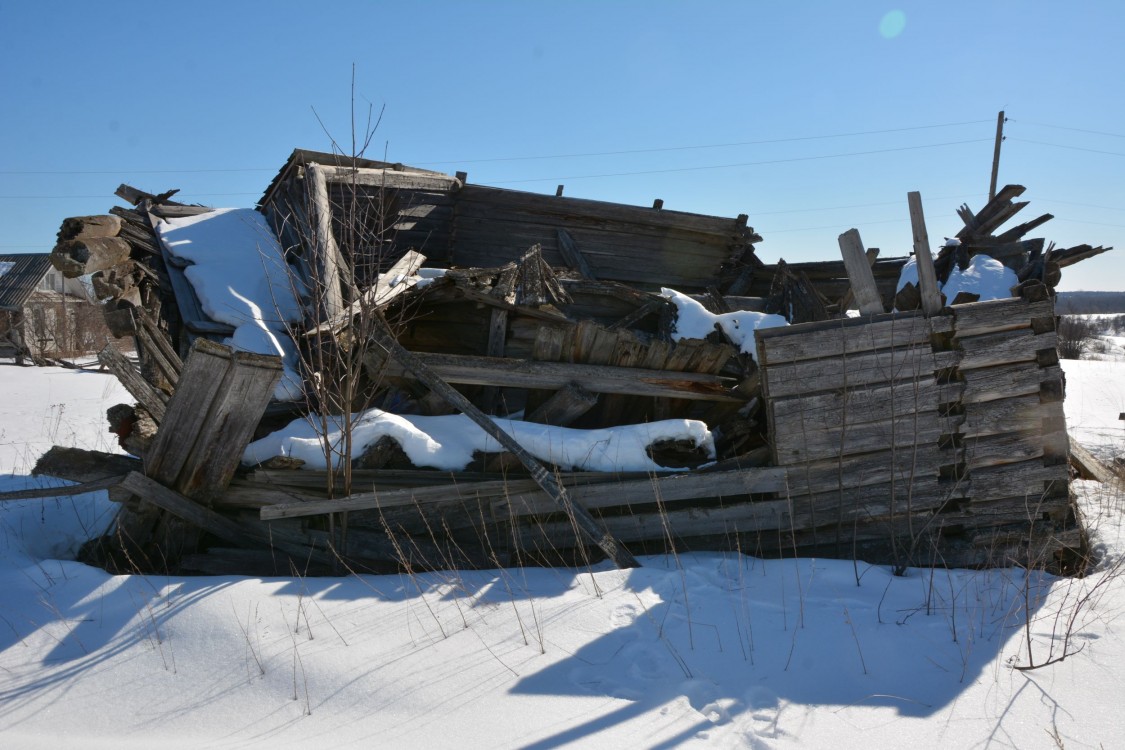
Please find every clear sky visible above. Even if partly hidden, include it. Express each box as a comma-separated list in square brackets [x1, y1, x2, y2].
[1, 1, 1122, 291]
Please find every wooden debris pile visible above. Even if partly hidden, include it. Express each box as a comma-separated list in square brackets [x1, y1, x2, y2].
[16, 151, 1113, 576]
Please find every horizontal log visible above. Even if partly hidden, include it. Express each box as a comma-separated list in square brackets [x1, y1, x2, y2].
[772, 411, 944, 465]
[0, 474, 125, 502]
[758, 312, 951, 365]
[781, 444, 946, 495]
[58, 214, 123, 242]
[959, 363, 1063, 404]
[456, 184, 751, 239]
[497, 467, 789, 517]
[769, 380, 943, 431]
[951, 297, 1054, 338]
[33, 446, 143, 483]
[317, 164, 462, 192]
[365, 351, 743, 402]
[956, 394, 1047, 438]
[763, 347, 956, 398]
[956, 329, 1057, 371]
[962, 430, 1068, 470]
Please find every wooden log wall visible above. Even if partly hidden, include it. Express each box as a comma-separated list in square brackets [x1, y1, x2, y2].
[448, 185, 758, 292]
[754, 294, 1075, 570]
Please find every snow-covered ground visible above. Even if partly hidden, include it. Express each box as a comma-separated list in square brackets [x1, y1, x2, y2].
[1, 361, 1124, 749]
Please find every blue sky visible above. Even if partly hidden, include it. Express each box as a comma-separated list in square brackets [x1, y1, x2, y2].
[2, 1, 1122, 290]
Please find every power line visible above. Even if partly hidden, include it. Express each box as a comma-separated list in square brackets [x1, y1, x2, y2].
[1012, 119, 1125, 140]
[0, 167, 275, 176]
[491, 138, 992, 184]
[1008, 138, 1125, 158]
[414, 118, 994, 165]
[0, 192, 260, 200]
[0, 118, 992, 176]
[752, 192, 988, 217]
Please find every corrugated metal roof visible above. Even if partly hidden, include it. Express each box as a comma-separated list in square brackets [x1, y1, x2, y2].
[0, 253, 53, 310]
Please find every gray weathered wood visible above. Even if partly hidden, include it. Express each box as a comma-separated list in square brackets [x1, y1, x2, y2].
[764, 346, 955, 399]
[145, 339, 283, 503]
[556, 228, 596, 279]
[957, 329, 1057, 371]
[758, 312, 950, 365]
[368, 316, 640, 569]
[960, 364, 1063, 405]
[304, 250, 426, 336]
[525, 383, 599, 426]
[773, 411, 944, 465]
[0, 475, 125, 502]
[317, 164, 462, 192]
[98, 344, 168, 422]
[366, 350, 742, 402]
[307, 163, 346, 319]
[951, 297, 1054, 338]
[838, 229, 884, 315]
[907, 192, 943, 316]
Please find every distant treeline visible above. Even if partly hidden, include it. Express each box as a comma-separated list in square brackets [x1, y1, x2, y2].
[1056, 291, 1125, 314]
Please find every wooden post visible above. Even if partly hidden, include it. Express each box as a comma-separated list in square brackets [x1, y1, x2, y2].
[838, 229, 884, 315]
[368, 316, 641, 569]
[989, 110, 1005, 202]
[907, 192, 943, 316]
[556, 185, 565, 197]
[307, 163, 346, 319]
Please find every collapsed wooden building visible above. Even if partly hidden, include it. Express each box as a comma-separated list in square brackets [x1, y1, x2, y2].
[23, 149, 1115, 575]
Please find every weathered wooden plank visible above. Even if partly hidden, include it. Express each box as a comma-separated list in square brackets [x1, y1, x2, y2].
[966, 461, 1069, 502]
[456, 184, 751, 238]
[951, 297, 1054, 338]
[556, 228, 596, 279]
[524, 383, 599, 426]
[134, 310, 183, 389]
[145, 339, 282, 503]
[366, 350, 742, 402]
[498, 467, 789, 518]
[0, 474, 125, 502]
[769, 380, 941, 431]
[838, 229, 884, 315]
[97, 343, 168, 422]
[764, 347, 955, 398]
[960, 363, 1063, 404]
[367, 316, 640, 569]
[318, 164, 462, 192]
[962, 430, 1068, 470]
[957, 394, 1046, 438]
[907, 192, 943, 315]
[758, 313, 950, 365]
[773, 411, 944, 465]
[307, 163, 346, 319]
[782, 443, 945, 495]
[305, 250, 425, 336]
[956, 329, 1057, 371]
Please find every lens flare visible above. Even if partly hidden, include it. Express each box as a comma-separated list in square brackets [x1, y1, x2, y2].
[879, 10, 906, 39]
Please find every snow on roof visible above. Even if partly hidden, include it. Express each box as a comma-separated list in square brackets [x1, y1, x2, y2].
[155, 209, 303, 400]
[896, 253, 1017, 305]
[0, 261, 14, 278]
[660, 287, 787, 358]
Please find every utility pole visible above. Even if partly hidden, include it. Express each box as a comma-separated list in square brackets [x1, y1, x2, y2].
[989, 110, 1006, 201]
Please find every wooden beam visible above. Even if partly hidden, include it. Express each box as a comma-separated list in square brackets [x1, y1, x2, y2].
[838, 228, 885, 315]
[0, 475, 125, 502]
[907, 192, 943, 316]
[316, 164, 461, 192]
[556, 228, 596, 279]
[307, 163, 346, 319]
[304, 250, 426, 336]
[366, 350, 742, 402]
[368, 316, 641, 569]
[97, 343, 168, 422]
